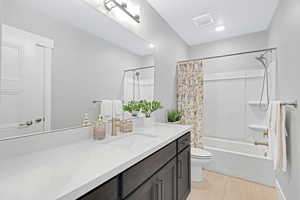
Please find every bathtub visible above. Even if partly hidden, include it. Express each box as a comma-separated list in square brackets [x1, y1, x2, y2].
[202, 136, 275, 187]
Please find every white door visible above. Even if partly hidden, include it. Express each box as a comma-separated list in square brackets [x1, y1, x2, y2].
[0, 25, 53, 138]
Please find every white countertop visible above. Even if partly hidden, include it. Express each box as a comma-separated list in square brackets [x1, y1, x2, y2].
[0, 123, 191, 200]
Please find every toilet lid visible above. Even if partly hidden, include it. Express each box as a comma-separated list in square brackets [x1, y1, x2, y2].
[191, 148, 213, 158]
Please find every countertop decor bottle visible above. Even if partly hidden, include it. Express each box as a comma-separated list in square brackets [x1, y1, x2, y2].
[112, 118, 121, 136]
[120, 120, 128, 133]
[82, 113, 92, 127]
[94, 115, 106, 140]
[120, 120, 133, 133]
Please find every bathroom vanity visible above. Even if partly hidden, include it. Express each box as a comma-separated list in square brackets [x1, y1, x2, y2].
[0, 124, 191, 200]
[79, 132, 191, 200]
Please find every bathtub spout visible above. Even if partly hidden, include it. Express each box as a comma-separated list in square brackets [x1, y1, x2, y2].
[254, 141, 269, 146]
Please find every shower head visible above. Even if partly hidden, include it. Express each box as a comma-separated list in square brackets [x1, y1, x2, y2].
[256, 52, 270, 109]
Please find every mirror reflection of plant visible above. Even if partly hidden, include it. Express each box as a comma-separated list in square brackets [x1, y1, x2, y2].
[167, 110, 182, 122]
[123, 100, 142, 117]
[140, 100, 163, 118]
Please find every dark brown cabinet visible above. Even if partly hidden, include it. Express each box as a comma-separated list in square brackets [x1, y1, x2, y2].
[177, 133, 191, 153]
[78, 132, 191, 200]
[77, 177, 119, 200]
[124, 172, 159, 200]
[121, 141, 177, 198]
[157, 158, 177, 200]
[125, 158, 177, 200]
[177, 147, 191, 200]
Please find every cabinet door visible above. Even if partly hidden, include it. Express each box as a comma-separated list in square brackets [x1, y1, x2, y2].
[125, 173, 160, 200]
[121, 141, 177, 198]
[177, 147, 191, 200]
[125, 158, 177, 200]
[157, 158, 177, 200]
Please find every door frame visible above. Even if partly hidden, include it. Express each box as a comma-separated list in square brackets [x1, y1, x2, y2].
[2, 24, 54, 131]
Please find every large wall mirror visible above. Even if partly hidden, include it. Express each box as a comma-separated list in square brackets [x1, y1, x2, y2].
[0, 0, 155, 140]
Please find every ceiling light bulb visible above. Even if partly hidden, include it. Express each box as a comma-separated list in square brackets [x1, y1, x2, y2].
[149, 43, 155, 48]
[215, 25, 225, 32]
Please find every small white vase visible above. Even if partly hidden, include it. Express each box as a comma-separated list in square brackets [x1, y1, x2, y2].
[143, 117, 155, 127]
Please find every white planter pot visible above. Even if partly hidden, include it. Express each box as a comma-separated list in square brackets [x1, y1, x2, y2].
[143, 117, 155, 127]
[132, 117, 144, 129]
[131, 111, 139, 117]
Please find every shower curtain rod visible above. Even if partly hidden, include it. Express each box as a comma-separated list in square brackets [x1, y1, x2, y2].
[178, 47, 277, 63]
[124, 66, 155, 72]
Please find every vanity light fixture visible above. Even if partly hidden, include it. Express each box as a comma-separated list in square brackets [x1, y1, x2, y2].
[104, 0, 140, 23]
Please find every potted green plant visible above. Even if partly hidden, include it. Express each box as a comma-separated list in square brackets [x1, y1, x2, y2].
[123, 100, 141, 117]
[167, 110, 182, 124]
[140, 100, 163, 127]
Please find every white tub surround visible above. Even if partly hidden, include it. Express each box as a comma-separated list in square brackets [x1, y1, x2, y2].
[203, 137, 275, 187]
[0, 123, 191, 200]
[203, 68, 277, 187]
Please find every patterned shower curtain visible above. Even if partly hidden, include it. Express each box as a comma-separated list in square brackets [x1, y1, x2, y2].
[177, 61, 204, 148]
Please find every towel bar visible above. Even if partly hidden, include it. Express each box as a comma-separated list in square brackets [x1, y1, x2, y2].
[93, 100, 103, 104]
[93, 100, 125, 104]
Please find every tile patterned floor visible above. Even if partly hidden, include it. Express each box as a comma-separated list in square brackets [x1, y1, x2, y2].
[187, 170, 277, 200]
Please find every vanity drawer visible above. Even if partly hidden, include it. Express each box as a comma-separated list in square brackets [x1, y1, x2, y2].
[121, 141, 177, 198]
[177, 132, 191, 153]
[77, 177, 119, 200]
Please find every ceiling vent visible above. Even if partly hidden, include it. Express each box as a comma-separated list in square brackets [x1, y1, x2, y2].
[192, 13, 214, 28]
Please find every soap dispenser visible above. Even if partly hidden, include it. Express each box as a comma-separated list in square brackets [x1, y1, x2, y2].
[94, 115, 106, 140]
[81, 113, 92, 127]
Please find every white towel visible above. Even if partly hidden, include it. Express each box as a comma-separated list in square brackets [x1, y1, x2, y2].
[267, 101, 288, 172]
[101, 100, 113, 120]
[112, 100, 123, 118]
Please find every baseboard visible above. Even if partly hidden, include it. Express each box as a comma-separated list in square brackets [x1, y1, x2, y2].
[275, 179, 287, 200]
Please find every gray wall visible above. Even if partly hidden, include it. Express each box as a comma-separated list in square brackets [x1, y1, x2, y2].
[268, 0, 300, 199]
[141, 55, 155, 67]
[3, 0, 145, 129]
[0, 0, 2, 87]
[189, 31, 269, 59]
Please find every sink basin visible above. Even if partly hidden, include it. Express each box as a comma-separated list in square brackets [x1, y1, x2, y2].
[104, 134, 157, 151]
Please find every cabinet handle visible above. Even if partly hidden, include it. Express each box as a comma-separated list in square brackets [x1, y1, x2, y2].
[153, 180, 161, 200]
[159, 179, 163, 200]
[152, 179, 164, 200]
[178, 159, 183, 179]
[152, 182, 157, 200]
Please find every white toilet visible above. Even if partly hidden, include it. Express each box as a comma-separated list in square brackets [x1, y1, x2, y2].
[191, 148, 213, 182]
